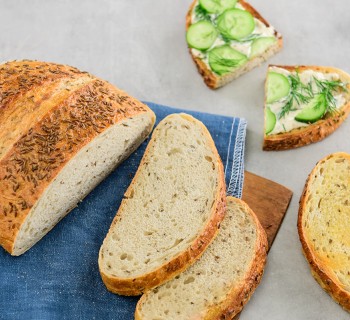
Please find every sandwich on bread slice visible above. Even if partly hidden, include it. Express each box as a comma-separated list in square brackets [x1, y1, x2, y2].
[0, 60, 155, 256]
[186, 0, 282, 89]
[135, 197, 268, 320]
[263, 65, 350, 150]
[298, 152, 350, 312]
[99, 113, 226, 296]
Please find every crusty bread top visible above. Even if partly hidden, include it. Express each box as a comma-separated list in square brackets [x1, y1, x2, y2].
[99, 113, 226, 295]
[298, 152, 350, 311]
[135, 197, 268, 320]
[0, 60, 155, 254]
[263, 65, 350, 150]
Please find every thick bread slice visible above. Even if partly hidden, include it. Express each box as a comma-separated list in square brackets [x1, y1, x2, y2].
[0, 60, 156, 256]
[99, 113, 226, 296]
[186, 0, 282, 89]
[135, 197, 268, 320]
[263, 65, 350, 151]
[298, 152, 350, 312]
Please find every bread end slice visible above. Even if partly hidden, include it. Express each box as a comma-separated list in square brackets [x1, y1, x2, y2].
[135, 197, 268, 319]
[263, 66, 350, 151]
[298, 152, 350, 312]
[186, 0, 283, 89]
[99, 113, 226, 296]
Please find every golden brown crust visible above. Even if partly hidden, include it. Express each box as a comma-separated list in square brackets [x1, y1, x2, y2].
[298, 153, 350, 312]
[0, 60, 155, 255]
[134, 197, 268, 319]
[186, 0, 283, 89]
[202, 197, 268, 320]
[263, 66, 350, 151]
[99, 113, 227, 296]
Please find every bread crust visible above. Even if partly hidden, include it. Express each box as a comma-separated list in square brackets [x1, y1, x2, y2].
[99, 113, 227, 296]
[186, 0, 283, 89]
[298, 152, 350, 312]
[134, 197, 268, 319]
[263, 65, 350, 151]
[0, 60, 155, 255]
[203, 198, 268, 320]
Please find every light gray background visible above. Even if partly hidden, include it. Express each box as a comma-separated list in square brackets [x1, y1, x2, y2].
[1, 1, 349, 319]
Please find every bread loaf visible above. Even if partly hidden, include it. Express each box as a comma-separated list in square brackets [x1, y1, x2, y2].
[99, 113, 226, 296]
[0, 60, 155, 256]
[135, 197, 268, 320]
[298, 152, 350, 312]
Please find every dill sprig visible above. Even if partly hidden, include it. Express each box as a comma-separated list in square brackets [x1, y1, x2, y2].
[194, 5, 211, 21]
[313, 77, 348, 114]
[210, 52, 243, 75]
[279, 73, 313, 119]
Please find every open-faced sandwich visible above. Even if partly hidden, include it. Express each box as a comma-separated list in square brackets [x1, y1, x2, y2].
[263, 65, 350, 150]
[186, 0, 282, 89]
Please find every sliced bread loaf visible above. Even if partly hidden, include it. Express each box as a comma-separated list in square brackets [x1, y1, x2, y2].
[298, 152, 350, 312]
[135, 197, 268, 320]
[0, 60, 155, 256]
[263, 65, 350, 150]
[98, 113, 226, 296]
[186, 0, 282, 89]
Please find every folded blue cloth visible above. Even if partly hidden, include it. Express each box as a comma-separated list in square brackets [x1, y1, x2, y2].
[0, 102, 246, 320]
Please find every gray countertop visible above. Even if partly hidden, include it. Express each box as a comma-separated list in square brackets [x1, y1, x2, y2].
[1, 0, 349, 319]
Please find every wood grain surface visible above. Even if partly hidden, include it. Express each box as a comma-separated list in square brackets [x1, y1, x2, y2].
[233, 171, 293, 319]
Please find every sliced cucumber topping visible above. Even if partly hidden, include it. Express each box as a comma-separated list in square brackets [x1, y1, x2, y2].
[266, 72, 291, 104]
[217, 9, 255, 40]
[295, 94, 327, 123]
[186, 20, 218, 50]
[208, 45, 247, 75]
[265, 107, 276, 134]
[250, 37, 277, 58]
[199, 0, 237, 14]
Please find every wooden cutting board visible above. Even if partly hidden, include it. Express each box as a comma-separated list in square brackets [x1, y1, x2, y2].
[242, 171, 293, 249]
[233, 171, 293, 320]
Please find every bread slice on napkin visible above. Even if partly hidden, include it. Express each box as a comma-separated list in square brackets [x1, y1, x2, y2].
[298, 152, 350, 312]
[263, 65, 350, 150]
[0, 60, 155, 256]
[186, 0, 282, 89]
[135, 197, 268, 320]
[98, 113, 226, 296]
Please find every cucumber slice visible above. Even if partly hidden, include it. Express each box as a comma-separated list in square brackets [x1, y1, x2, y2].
[208, 45, 247, 75]
[295, 94, 327, 123]
[250, 37, 277, 58]
[186, 20, 218, 50]
[217, 9, 255, 40]
[266, 72, 290, 104]
[199, 0, 237, 14]
[265, 107, 276, 134]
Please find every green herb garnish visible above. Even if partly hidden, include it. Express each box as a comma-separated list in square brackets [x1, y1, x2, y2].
[279, 72, 313, 119]
[313, 77, 348, 114]
[195, 5, 211, 21]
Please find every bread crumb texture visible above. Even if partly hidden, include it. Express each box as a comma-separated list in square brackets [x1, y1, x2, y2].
[299, 152, 350, 310]
[136, 197, 267, 320]
[100, 114, 224, 279]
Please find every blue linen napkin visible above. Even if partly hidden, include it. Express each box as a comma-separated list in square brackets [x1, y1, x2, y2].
[0, 102, 246, 320]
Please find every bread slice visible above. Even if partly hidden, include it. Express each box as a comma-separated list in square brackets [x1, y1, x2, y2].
[135, 197, 268, 320]
[298, 152, 350, 312]
[98, 113, 226, 296]
[186, 0, 282, 89]
[0, 60, 155, 256]
[263, 65, 350, 151]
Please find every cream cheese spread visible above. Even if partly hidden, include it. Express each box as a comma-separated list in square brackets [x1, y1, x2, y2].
[267, 67, 346, 135]
[190, 0, 277, 71]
